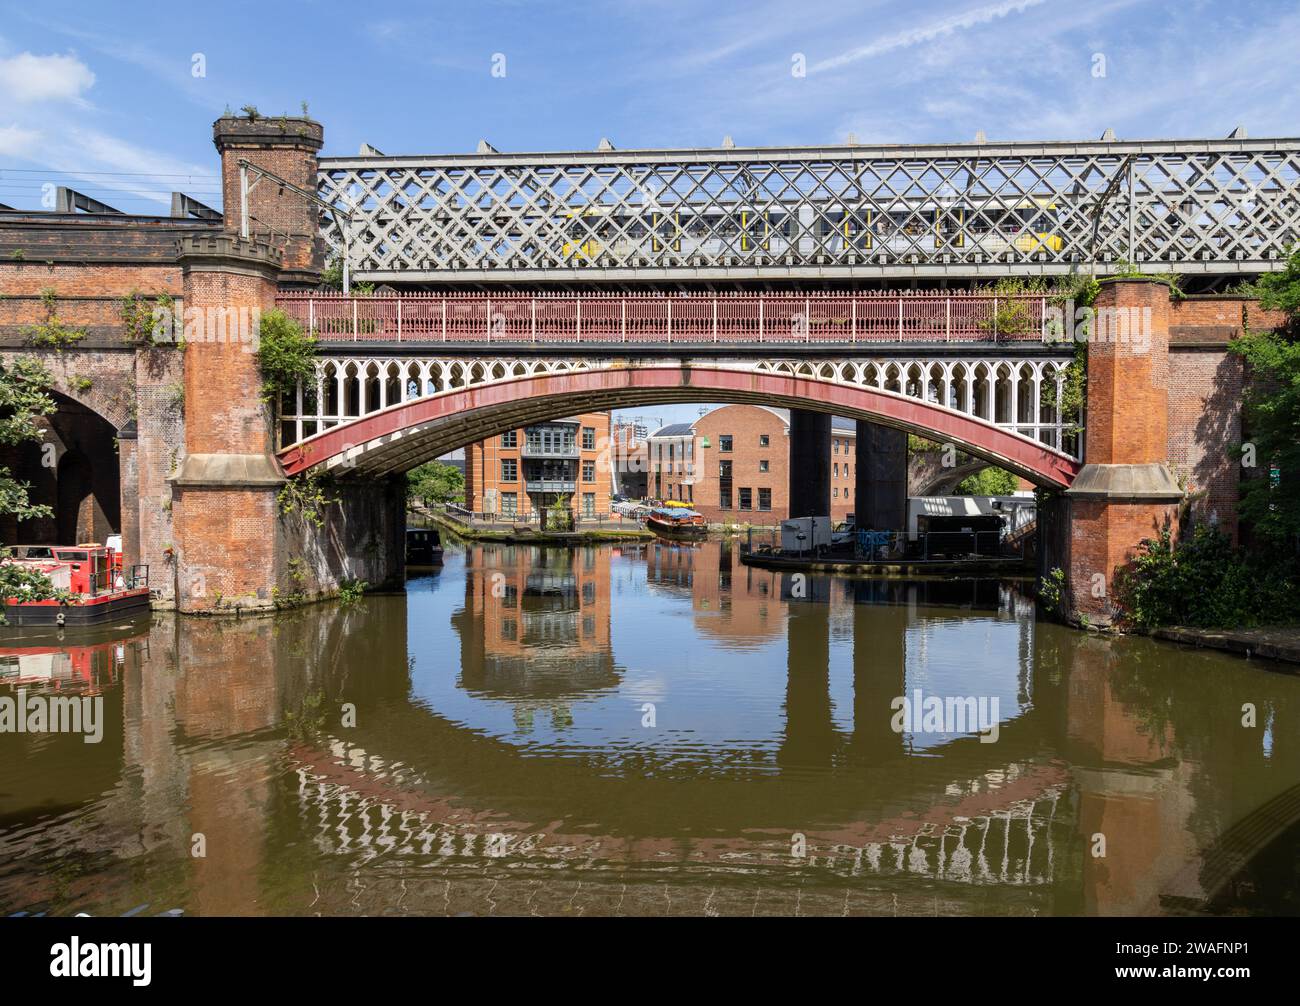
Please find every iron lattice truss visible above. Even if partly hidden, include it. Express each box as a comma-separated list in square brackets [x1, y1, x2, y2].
[317, 138, 1300, 283]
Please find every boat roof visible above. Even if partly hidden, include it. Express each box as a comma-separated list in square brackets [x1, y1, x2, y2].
[650, 507, 702, 518]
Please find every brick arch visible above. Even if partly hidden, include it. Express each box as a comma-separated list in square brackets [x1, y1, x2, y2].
[0, 349, 135, 431]
[280, 366, 1080, 488]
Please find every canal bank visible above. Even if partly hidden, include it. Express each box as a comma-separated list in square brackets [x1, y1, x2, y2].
[423, 507, 654, 545]
[1153, 625, 1300, 667]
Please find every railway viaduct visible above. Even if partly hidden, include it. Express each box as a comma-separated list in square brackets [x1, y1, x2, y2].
[0, 115, 1294, 625]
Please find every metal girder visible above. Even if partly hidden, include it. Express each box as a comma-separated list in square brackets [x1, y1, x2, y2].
[317, 136, 1300, 282]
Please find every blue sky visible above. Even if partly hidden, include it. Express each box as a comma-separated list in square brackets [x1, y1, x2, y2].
[2, 0, 1297, 423]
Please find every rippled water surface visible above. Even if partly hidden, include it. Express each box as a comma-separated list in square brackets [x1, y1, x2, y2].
[2, 539, 1298, 916]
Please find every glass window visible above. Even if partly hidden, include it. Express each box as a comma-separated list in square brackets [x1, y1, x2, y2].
[502, 430, 517, 448]
[582, 426, 596, 450]
[759, 460, 769, 472]
[833, 462, 839, 478]
[583, 492, 595, 516]
[833, 439, 840, 453]
[758, 488, 772, 511]
[582, 460, 596, 482]
[719, 435, 733, 452]
[719, 488, 732, 509]
[739, 488, 752, 511]
[502, 492, 517, 516]
[501, 458, 517, 481]
[759, 434, 769, 447]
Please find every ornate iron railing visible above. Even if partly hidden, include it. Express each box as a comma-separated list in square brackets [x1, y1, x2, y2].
[276, 291, 1050, 343]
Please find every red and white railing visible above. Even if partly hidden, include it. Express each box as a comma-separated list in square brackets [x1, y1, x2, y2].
[275, 291, 1049, 345]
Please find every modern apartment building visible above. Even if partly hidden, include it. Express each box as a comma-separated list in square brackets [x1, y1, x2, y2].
[647, 405, 857, 523]
[464, 412, 612, 520]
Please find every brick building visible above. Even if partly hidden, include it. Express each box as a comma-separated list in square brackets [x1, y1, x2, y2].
[464, 412, 612, 520]
[647, 405, 857, 523]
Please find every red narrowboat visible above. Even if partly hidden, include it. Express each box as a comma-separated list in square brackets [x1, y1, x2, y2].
[2, 543, 150, 627]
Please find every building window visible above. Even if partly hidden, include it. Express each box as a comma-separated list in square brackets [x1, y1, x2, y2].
[501, 618, 517, 641]
[739, 488, 752, 511]
[582, 426, 596, 450]
[583, 492, 595, 517]
[687, 483, 693, 502]
[583, 581, 596, 604]
[759, 459, 769, 473]
[759, 434, 769, 447]
[758, 488, 772, 511]
[502, 430, 517, 448]
[833, 486, 839, 498]
[833, 439, 840, 454]
[501, 458, 518, 481]
[719, 488, 732, 509]
[719, 435, 733, 452]
[582, 460, 596, 482]
[845, 440, 852, 455]
[833, 462, 839, 478]
[502, 492, 517, 516]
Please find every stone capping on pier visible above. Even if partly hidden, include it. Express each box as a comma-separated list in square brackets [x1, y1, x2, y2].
[170, 452, 286, 488]
[1063, 463, 1185, 502]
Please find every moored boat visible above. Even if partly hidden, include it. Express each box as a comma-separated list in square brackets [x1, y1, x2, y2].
[406, 527, 444, 566]
[2, 543, 150, 627]
[644, 507, 708, 540]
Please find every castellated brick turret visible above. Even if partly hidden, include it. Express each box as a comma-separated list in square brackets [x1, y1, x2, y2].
[212, 114, 325, 287]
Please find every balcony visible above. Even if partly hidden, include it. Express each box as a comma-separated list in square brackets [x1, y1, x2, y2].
[525, 479, 577, 494]
[520, 441, 580, 459]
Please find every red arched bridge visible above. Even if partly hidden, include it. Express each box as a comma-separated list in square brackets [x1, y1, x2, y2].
[273, 291, 1081, 487]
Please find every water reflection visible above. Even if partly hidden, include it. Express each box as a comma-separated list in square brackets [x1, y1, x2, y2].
[1, 539, 1298, 917]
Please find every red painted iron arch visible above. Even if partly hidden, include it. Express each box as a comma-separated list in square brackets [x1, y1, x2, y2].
[277, 366, 1081, 488]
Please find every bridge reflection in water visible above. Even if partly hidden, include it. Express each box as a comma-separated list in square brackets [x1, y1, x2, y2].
[1, 539, 1299, 917]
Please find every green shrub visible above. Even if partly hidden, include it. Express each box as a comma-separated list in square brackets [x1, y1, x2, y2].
[255, 308, 317, 404]
[1115, 526, 1300, 630]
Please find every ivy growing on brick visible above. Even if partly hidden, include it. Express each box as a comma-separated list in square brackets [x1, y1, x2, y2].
[255, 308, 317, 404]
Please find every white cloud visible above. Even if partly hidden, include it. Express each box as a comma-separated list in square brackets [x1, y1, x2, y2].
[811, 0, 1049, 73]
[0, 124, 42, 157]
[0, 51, 95, 103]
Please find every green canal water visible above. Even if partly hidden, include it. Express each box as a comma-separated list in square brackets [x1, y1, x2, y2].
[1, 538, 1297, 916]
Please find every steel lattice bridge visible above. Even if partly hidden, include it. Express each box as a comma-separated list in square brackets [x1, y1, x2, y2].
[317, 135, 1300, 284]
[273, 291, 1081, 488]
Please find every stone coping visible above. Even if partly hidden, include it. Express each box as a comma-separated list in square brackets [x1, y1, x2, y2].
[170, 452, 286, 488]
[1063, 463, 1185, 501]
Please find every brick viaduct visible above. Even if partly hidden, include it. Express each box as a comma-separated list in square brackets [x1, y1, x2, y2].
[0, 116, 1285, 626]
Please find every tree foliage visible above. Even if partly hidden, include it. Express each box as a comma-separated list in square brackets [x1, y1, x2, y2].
[0, 356, 56, 524]
[0, 357, 59, 610]
[406, 462, 464, 507]
[955, 466, 1019, 496]
[1233, 247, 1300, 543]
